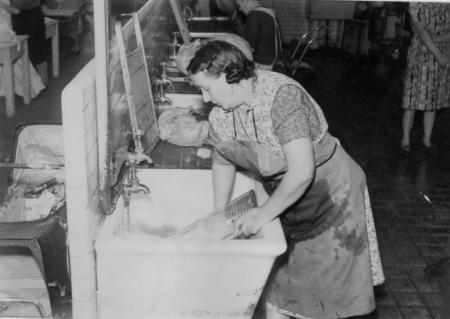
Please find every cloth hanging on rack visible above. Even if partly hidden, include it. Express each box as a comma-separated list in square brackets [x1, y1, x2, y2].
[0, 0, 45, 99]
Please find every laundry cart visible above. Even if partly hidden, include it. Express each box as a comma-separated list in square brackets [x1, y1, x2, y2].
[0, 124, 70, 318]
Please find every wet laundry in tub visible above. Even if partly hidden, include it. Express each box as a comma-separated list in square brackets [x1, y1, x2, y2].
[127, 193, 180, 237]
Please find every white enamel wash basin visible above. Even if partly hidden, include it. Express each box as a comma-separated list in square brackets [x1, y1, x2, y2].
[95, 168, 286, 319]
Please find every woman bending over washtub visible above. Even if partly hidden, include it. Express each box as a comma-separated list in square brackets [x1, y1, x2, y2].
[185, 40, 383, 319]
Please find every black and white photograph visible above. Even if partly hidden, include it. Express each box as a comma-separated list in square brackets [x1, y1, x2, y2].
[0, 0, 449, 318]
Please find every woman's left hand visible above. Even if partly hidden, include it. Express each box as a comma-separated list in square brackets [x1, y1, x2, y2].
[235, 207, 271, 236]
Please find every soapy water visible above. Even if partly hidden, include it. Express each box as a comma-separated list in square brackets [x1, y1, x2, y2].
[129, 212, 237, 240]
[123, 192, 257, 240]
[132, 223, 178, 238]
[129, 211, 254, 240]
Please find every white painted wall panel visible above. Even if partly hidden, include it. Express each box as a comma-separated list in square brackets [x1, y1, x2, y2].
[61, 59, 101, 319]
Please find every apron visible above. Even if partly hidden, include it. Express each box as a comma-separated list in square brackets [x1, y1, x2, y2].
[214, 132, 376, 318]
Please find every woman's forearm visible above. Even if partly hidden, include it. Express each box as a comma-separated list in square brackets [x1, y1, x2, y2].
[261, 166, 313, 221]
[413, 20, 447, 61]
[212, 162, 236, 211]
[260, 139, 315, 221]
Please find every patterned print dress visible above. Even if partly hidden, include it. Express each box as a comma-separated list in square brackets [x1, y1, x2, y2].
[402, 3, 450, 111]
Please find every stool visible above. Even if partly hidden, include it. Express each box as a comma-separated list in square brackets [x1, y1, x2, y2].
[45, 18, 60, 78]
[0, 35, 31, 118]
[0, 215, 59, 284]
[0, 297, 46, 318]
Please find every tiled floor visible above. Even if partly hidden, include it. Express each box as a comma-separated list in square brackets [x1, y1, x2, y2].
[306, 55, 450, 319]
[1, 50, 450, 319]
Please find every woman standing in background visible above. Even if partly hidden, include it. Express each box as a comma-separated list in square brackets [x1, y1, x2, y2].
[231, 0, 282, 70]
[401, 3, 450, 155]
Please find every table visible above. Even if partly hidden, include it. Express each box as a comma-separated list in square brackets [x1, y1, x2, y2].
[45, 18, 60, 78]
[0, 35, 30, 118]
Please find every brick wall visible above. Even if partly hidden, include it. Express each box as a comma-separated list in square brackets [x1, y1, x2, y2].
[262, 0, 347, 47]
[192, 0, 353, 45]
[254, 0, 310, 43]
[271, 0, 310, 43]
[194, 0, 313, 43]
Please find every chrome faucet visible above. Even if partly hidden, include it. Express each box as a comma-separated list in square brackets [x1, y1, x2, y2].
[124, 153, 151, 197]
[168, 32, 181, 63]
[122, 132, 152, 199]
[154, 62, 174, 105]
[106, 133, 151, 217]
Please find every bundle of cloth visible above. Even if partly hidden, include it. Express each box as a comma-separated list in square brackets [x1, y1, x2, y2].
[0, 125, 64, 223]
[158, 106, 210, 147]
[0, 0, 45, 98]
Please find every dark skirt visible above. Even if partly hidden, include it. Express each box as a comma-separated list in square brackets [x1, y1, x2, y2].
[12, 6, 47, 66]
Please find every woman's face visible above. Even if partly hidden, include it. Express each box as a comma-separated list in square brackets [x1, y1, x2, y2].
[190, 71, 241, 110]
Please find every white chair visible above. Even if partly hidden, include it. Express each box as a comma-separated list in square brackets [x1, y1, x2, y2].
[0, 35, 31, 117]
[42, 0, 90, 54]
[290, 26, 326, 76]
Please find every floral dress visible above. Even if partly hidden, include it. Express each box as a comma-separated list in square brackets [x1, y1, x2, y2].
[402, 3, 450, 111]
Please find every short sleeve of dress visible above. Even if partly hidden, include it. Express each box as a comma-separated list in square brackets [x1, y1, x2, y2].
[271, 84, 313, 145]
[208, 123, 233, 165]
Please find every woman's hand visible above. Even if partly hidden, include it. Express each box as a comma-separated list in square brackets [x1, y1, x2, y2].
[235, 207, 272, 236]
[412, 19, 450, 67]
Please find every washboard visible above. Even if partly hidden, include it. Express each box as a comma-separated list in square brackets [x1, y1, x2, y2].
[115, 14, 159, 154]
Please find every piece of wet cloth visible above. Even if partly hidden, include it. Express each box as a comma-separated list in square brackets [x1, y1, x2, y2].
[158, 107, 210, 147]
[0, 0, 45, 98]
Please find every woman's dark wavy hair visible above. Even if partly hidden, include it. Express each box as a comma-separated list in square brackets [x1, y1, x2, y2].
[187, 40, 255, 84]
